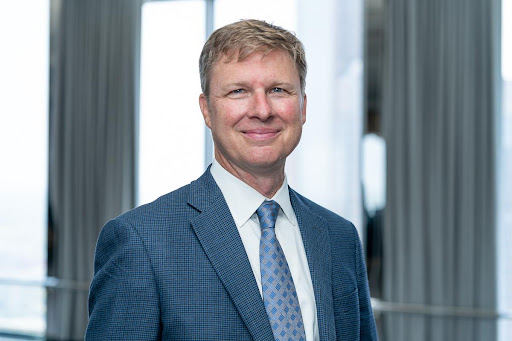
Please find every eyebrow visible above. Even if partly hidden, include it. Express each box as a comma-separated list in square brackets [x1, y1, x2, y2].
[271, 82, 296, 89]
[222, 81, 297, 90]
[223, 82, 250, 89]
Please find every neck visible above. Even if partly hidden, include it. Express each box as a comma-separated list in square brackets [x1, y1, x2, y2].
[215, 155, 285, 198]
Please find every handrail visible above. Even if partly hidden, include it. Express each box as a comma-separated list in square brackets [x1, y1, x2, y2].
[1, 279, 511, 321]
[0, 277, 90, 291]
[371, 298, 512, 320]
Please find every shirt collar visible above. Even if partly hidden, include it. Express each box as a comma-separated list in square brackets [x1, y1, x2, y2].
[210, 159, 297, 228]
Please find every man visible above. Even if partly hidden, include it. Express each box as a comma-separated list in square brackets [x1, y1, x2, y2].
[86, 19, 377, 341]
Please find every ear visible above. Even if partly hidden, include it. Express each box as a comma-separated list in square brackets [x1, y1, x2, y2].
[199, 93, 212, 128]
[301, 93, 307, 125]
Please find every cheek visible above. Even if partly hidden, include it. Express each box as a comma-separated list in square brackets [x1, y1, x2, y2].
[278, 101, 303, 122]
[214, 102, 246, 125]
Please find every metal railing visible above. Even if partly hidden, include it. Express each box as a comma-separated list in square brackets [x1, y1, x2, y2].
[371, 298, 512, 320]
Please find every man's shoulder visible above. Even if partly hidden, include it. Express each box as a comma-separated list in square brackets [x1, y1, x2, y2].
[115, 169, 216, 226]
[111, 183, 190, 226]
[289, 188, 358, 237]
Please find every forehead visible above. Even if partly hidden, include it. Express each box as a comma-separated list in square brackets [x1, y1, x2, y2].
[211, 49, 299, 80]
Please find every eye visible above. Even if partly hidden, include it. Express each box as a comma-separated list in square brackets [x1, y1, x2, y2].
[271, 87, 284, 93]
[231, 89, 245, 94]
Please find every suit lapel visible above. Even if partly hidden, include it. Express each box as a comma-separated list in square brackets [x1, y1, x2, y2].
[290, 189, 335, 341]
[188, 170, 274, 341]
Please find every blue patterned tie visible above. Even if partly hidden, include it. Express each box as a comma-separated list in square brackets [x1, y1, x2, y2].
[257, 200, 306, 341]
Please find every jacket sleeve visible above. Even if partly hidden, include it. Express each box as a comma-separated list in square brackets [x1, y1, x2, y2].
[85, 218, 161, 340]
[331, 221, 378, 341]
[355, 232, 379, 340]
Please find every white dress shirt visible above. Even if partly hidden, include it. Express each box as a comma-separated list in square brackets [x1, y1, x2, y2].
[211, 160, 319, 341]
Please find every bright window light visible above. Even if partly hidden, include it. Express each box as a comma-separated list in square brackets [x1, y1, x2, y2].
[138, 1, 206, 205]
[0, 0, 49, 336]
[499, 1, 512, 340]
[503, 0, 512, 81]
[214, 0, 297, 31]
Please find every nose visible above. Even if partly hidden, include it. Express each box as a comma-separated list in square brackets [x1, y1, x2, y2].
[249, 91, 273, 120]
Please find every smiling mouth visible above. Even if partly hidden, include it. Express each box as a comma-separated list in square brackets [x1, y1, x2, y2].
[242, 129, 281, 140]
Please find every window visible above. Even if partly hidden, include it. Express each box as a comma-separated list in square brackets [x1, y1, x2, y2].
[138, 0, 206, 205]
[499, 0, 512, 339]
[0, 0, 49, 336]
[214, 0, 297, 29]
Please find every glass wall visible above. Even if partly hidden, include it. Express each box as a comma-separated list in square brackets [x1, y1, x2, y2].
[499, 1, 512, 339]
[0, 0, 49, 337]
[138, 0, 206, 205]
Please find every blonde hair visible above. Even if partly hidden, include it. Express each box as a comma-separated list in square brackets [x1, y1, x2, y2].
[199, 19, 307, 98]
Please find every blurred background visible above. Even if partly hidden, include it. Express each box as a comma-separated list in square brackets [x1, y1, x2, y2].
[0, 0, 510, 340]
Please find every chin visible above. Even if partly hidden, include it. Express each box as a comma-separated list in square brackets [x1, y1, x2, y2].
[243, 155, 286, 171]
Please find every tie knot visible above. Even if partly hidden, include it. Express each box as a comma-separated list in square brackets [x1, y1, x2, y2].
[256, 200, 280, 230]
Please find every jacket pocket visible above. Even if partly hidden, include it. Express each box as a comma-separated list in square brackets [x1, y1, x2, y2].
[333, 288, 360, 340]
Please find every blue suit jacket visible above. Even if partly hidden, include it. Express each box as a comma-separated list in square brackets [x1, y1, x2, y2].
[86, 169, 378, 340]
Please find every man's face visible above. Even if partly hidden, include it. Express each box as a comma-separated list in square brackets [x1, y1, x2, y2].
[199, 49, 307, 176]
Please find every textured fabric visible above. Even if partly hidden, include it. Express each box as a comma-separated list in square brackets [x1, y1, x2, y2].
[211, 160, 319, 340]
[86, 167, 378, 340]
[257, 201, 306, 341]
[48, 0, 142, 339]
[382, 0, 499, 340]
